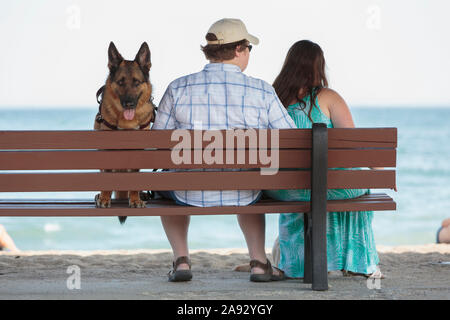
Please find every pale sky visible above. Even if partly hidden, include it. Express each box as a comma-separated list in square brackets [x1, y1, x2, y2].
[0, 0, 449, 108]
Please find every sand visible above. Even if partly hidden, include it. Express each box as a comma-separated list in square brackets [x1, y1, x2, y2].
[0, 244, 449, 300]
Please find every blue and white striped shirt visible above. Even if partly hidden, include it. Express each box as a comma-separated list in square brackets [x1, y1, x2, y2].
[152, 63, 296, 207]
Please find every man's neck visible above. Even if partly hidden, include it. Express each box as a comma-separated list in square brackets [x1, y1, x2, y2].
[209, 59, 243, 71]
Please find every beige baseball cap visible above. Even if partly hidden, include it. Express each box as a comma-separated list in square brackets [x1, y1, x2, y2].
[206, 18, 259, 45]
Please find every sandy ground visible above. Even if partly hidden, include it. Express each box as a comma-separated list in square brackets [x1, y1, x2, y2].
[0, 244, 449, 300]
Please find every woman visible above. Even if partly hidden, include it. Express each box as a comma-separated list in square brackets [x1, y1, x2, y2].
[265, 40, 381, 278]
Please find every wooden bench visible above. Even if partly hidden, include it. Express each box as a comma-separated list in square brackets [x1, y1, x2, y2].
[0, 124, 397, 291]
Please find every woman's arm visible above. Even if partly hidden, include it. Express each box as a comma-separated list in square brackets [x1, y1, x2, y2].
[320, 89, 385, 171]
[321, 88, 355, 129]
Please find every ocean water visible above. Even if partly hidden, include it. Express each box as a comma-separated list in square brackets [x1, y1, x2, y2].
[0, 107, 449, 251]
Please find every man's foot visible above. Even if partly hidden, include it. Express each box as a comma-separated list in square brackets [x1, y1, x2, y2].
[234, 262, 285, 278]
[249, 259, 285, 282]
[168, 256, 192, 282]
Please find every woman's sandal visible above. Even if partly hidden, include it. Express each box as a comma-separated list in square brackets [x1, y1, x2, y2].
[342, 268, 385, 279]
[249, 259, 286, 282]
[168, 256, 193, 282]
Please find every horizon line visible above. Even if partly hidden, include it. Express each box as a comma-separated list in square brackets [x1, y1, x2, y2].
[1, 104, 450, 110]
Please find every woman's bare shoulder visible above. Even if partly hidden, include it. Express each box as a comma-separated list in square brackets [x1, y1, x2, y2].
[318, 88, 344, 101]
[317, 88, 344, 117]
[319, 88, 354, 128]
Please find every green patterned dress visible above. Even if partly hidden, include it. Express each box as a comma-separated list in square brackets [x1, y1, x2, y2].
[264, 95, 379, 278]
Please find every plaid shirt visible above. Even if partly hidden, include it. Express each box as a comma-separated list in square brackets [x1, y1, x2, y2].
[152, 63, 296, 207]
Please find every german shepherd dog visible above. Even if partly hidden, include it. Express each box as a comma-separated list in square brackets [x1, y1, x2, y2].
[94, 42, 155, 224]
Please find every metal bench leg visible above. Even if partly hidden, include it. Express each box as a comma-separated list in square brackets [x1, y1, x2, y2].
[311, 200, 328, 291]
[303, 212, 312, 284]
[311, 123, 328, 291]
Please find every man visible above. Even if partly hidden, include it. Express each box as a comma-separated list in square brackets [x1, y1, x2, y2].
[152, 18, 296, 282]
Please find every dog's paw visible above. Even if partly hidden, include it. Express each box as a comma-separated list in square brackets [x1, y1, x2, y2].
[129, 198, 146, 208]
[95, 193, 111, 208]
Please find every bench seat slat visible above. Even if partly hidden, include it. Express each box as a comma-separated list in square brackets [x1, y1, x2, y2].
[0, 170, 396, 192]
[0, 193, 395, 204]
[0, 193, 396, 216]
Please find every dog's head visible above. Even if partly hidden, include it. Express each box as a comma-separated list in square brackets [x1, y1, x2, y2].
[107, 41, 152, 120]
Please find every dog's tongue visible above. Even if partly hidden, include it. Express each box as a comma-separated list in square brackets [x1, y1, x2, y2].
[123, 109, 135, 121]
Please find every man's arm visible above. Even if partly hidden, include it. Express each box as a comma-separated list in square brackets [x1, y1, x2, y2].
[267, 87, 297, 129]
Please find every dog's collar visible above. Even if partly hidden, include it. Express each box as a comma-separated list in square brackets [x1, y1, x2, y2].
[95, 105, 152, 130]
[95, 85, 157, 130]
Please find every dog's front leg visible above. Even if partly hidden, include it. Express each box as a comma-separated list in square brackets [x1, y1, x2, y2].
[129, 191, 146, 208]
[95, 191, 113, 208]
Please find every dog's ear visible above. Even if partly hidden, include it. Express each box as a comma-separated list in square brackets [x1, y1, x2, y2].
[108, 41, 123, 73]
[135, 42, 151, 75]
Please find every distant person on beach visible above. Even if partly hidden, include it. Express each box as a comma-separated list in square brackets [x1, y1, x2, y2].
[0, 224, 19, 252]
[151, 18, 296, 282]
[263, 40, 383, 278]
[437, 218, 450, 243]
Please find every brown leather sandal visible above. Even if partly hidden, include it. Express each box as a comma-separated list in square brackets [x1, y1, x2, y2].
[249, 259, 286, 282]
[168, 256, 192, 282]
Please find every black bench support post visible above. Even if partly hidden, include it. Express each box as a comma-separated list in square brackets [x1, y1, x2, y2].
[311, 123, 328, 291]
[303, 212, 312, 284]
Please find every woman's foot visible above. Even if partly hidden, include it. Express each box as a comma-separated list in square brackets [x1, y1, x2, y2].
[342, 268, 384, 279]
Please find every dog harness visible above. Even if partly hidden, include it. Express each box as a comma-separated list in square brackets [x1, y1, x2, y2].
[95, 85, 157, 130]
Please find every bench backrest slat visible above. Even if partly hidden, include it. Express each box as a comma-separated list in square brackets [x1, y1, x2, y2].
[0, 149, 396, 170]
[0, 128, 397, 149]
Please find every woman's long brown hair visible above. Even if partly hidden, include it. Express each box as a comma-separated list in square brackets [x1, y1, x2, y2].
[273, 40, 328, 122]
